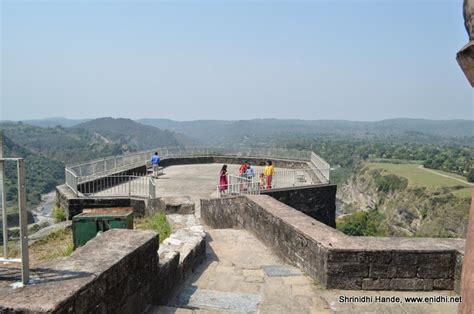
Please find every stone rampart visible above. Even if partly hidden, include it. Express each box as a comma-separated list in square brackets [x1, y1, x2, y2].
[0, 226, 207, 313]
[201, 195, 465, 291]
[261, 184, 336, 228]
[0, 229, 158, 313]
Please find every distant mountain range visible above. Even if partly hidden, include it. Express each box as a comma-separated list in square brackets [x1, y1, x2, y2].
[138, 118, 474, 145]
[19, 117, 90, 128]
[3, 117, 473, 147]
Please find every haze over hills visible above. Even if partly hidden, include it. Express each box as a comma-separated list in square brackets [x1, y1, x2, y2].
[20, 117, 91, 128]
[138, 118, 474, 146]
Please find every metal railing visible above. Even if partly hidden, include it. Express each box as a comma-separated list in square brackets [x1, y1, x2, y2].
[253, 169, 314, 189]
[219, 168, 313, 196]
[65, 147, 331, 197]
[65, 168, 78, 195]
[0, 134, 29, 285]
[310, 152, 330, 183]
[149, 177, 156, 199]
[78, 174, 155, 198]
[220, 175, 260, 195]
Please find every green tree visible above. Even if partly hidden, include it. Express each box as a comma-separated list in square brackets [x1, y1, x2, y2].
[468, 168, 474, 183]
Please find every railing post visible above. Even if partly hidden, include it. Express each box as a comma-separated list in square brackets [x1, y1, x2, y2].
[17, 159, 29, 285]
[0, 134, 8, 258]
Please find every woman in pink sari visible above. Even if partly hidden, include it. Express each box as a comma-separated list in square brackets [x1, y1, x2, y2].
[219, 164, 228, 195]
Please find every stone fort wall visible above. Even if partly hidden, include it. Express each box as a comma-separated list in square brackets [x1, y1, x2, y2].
[201, 195, 465, 292]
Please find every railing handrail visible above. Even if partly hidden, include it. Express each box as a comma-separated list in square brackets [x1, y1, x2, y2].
[65, 147, 330, 197]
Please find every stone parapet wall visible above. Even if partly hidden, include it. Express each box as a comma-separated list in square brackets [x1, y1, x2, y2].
[0, 227, 207, 313]
[0, 229, 158, 313]
[201, 195, 465, 291]
[261, 184, 336, 228]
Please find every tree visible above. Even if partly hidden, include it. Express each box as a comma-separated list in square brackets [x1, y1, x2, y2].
[467, 168, 474, 183]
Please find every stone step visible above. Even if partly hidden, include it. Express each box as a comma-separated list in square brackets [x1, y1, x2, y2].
[144, 305, 226, 314]
[144, 305, 193, 314]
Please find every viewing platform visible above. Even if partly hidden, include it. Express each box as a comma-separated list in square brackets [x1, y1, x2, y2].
[63, 147, 331, 200]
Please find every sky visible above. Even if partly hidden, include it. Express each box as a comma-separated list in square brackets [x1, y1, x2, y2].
[0, 0, 473, 122]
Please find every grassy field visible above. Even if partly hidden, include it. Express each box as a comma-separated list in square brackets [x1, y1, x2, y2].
[367, 162, 473, 198]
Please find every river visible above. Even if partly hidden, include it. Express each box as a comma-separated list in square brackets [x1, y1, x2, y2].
[32, 191, 56, 225]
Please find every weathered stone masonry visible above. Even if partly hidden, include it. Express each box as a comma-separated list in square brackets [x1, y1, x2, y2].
[0, 227, 207, 314]
[201, 195, 465, 291]
[261, 184, 336, 228]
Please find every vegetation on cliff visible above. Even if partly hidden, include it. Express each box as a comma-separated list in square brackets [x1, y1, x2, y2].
[337, 163, 472, 238]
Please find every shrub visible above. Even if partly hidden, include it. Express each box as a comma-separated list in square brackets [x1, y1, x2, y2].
[135, 212, 171, 243]
[337, 210, 385, 236]
[374, 174, 408, 193]
[51, 206, 66, 222]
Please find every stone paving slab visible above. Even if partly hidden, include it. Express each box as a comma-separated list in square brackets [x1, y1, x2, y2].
[262, 265, 302, 277]
[164, 228, 460, 314]
[177, 288, 261, 312]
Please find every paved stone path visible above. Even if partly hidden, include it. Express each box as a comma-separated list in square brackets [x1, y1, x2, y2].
[148, 228, 460, 313]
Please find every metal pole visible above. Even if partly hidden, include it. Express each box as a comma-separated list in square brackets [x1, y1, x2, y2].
[17, 159, 29, 284]
[0, 134, 7, 258]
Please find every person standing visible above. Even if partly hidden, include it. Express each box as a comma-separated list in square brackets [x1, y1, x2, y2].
[219, 164, 228, 196]
[244, 162, 255, 192]
[264, 160, 274, 189]
[239, 161, 248, 177]
[245, 162, 255, 180]
[151, 152, 161, 177]
[239, 161, 248, 191]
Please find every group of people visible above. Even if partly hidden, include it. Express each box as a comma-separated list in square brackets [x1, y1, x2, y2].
[219, 160, 275, 195]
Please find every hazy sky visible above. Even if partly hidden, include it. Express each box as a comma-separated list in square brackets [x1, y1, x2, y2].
[1, 0, 473, 121]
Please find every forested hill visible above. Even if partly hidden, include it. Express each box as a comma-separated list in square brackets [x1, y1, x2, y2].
[73, 117, 195, 150]
[2, 135, 64, 204]
[21, 117, 90, 128]
[138, 118, 474, 146]
[1, 122, 124, 165]
[0, 119, 194, 207]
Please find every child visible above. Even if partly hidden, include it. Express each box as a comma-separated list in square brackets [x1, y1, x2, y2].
[259, 173, 266, 189]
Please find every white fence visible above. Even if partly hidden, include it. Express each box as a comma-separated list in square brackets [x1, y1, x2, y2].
[220, 175, 261, 195]
[310, 152, 330, 183]
[253, 169, 314, 189]
[219, 169, 313, 196]
[78, 174, 155, 198]
[65, 147, 331, 198]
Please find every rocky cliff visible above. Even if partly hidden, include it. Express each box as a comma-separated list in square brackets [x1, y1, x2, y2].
[338, 165, 471, 238]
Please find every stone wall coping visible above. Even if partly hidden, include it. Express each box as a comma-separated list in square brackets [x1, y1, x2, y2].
[260, 183, 335, 193]
[0, 229, 158, 312]
[246, 195, 465, 253]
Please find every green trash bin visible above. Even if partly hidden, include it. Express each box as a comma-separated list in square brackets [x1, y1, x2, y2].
[72, 207, 134, 248]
